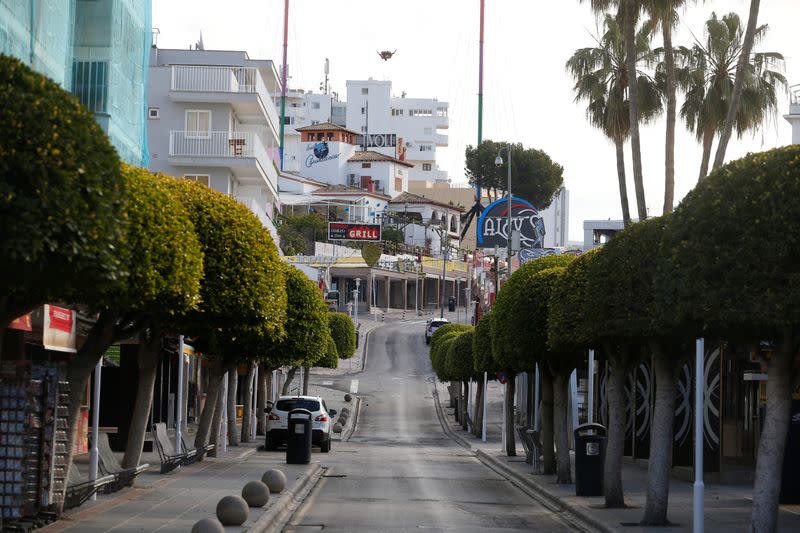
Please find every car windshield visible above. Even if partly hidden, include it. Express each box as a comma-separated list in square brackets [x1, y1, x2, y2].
[431, 320, 448, 328]
[275, 399, 321, 412]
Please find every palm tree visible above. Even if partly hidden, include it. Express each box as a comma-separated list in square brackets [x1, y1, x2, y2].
[567, 14, 662, 228]
[677, 11, 786, 181]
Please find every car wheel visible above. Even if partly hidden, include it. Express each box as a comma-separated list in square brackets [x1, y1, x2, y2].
[321, 437, 331, 453]
[265, 435, 278, 451]
[425, 337, 430, 345]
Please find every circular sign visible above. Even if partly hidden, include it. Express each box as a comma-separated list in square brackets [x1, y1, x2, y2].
[477, 196, 545, 250]
[313, 141, 329, 159]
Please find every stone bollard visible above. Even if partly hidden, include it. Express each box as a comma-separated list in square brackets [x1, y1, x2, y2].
[261, 469, 287, 494]
[191, 517, 225, 533]
[242, 480, 270, 507]
[216, 495, 248, 526]
[332, 422, 343, 434]
[344, 393, 352, 402]
[340, 407, 351, 416]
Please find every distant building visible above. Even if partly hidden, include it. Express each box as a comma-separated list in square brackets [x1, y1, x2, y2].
[785, 84, 800, 144]
[582, 219, 626, 250]
[147, 47, 282, 238]
[0, 0, 152, 165]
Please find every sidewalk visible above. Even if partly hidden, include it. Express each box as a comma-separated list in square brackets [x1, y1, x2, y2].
[41, 441, 322, 533]
[433, 379, 800, 533]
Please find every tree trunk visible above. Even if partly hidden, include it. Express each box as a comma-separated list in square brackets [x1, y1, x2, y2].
[473, 378, 484, 438]
[641, 345, 677, 525]
[713, 0, 761, 170]
[751, 331, 794, 533]
[624, 0, 647, 221]
[698, 127, 715, 181]
[540, 365, 556, 475]
[605, 355, 629, 508]
[504, 375, 516, 456]
[553, 369, 572, 484]
[240, 362, 256, 443]
[662, 21, 676, 214]
[282, 367, 297, 395]
[122, 331, 161, 469]
[194, 359, 223, 449]
[303, 366, 310, 395]
[614, 138, 632, 227]
[208, 371, 226, 457]
[227, 370, 239, 446]
[462, 380, 469, 431]
[256, 364, 269, 435]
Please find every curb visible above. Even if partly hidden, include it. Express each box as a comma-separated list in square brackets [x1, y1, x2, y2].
[359, 323, 382, 373]
[431, 383, 611, 533]
[249, 462, 325, 533]
[341, 395, 362, 442]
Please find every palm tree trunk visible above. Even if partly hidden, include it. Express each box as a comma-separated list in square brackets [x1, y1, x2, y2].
[504, 375, 516, 456]
[227, 369, 239, 446]
[240, 362, 256, 443]
[641, 343, 677, 525]
[122, 331, 161, 469]
[553, 368, 572, 484]
[750, 330, 795, 533]
[698, 128, 715, 181]
[282, 367, 297, 395]
[256, 364, 269, 435]
[614, 138, 632, 227]
[605, 351, 629, 508]
[194, 359, 223, 449]
[624, 0, 647, 221]
[713, 0, 761, 170]
[540, 365, 556, 475]
[662, 22, 677, 214]
[473, 378, 484, 438]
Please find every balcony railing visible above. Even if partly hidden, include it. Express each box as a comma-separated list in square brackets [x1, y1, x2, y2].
[170, 66, 280, 129]
[791, 84, 800, 109]
[234, 195, 270, 228]
[170, 130, 268, 159]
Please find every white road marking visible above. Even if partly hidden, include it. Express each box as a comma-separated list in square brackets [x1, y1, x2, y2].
[349, 379, 359, 394]
[322, 381, 333, 386]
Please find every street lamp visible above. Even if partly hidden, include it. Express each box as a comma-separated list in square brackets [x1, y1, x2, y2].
[495, 143, 513, 278]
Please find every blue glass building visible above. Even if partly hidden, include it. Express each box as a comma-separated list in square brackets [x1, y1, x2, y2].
[0, 0, 151, 165]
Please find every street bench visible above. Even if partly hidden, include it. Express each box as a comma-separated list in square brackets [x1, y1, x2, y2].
[181, 432, 214, 464]
[152, 423, 194, 474]
[516, 426, 545, 473]
[64, 463, 114, 509]
[96, 432, 149, 492]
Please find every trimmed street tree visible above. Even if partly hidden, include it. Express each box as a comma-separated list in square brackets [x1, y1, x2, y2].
[164, 178, 286, 455]
[446, 329, 475, 431]
[62, 166, 203, 491]
[472, 314, 497, 438]
[329, 312, 356, 359]
[0, 55, 125, 333]
[491, 254, 576, 457]
[657, 146, 800, 532]
[430, 323, 473, 412]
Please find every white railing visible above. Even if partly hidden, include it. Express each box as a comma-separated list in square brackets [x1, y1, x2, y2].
[170, 130, 264, 159]
[234, 196, 269, 227]
[791, 85, 800, 108]
[434, 133, 448, 146]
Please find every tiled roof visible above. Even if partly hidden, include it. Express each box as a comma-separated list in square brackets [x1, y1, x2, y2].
[295, 122, 359, 135]
[347, 150, 414, 168]
[389, 191, 465, 212]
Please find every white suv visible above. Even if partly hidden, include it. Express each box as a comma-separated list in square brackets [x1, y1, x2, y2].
[265, 395, 337, 452]
[425, 318, 449, 345]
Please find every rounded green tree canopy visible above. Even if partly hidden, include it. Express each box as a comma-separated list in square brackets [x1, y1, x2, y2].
[446, 329, 475, 381]
[316, 334, 339, 369]
[431, 332, 461, 382]
[659, 146, 800, 339]
[548, 249, 598, 353]
[0, 54, 125, 321]
[473, 314, 497, 375]
[328, 312, 356, 359]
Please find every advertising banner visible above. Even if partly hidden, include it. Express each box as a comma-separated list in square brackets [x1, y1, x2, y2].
[476, 196, 545, 249]
[9, 313, 33, 331]
[43, 304, 77, 353]
[328, 222, 382, 242]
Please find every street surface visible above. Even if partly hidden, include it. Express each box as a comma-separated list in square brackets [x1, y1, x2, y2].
[291, 320, 576, 532]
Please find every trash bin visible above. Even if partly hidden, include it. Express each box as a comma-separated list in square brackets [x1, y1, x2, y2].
[574, 422, 606, 496]
[286, 408, 313, 464]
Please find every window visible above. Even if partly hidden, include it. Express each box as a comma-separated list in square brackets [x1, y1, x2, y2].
[391, 108, 404, 116]
[185, 110, 211, 138]
[423, 163, 432, 171]
[361, 107, 365, 115]
[361, 163, 371, 169]
[361, 88, 369, 95]
[184, 174, 210, 186]
[275, 399, 320, 412]
[327, 133, 334, 140]
[283, 116, 292, 125]
[312, 102, 320, 109]
[395, 177, 403, 191]
[148, 107, 160, 119]
[420, 145, 433, 152]
[361, 126, 367, 132]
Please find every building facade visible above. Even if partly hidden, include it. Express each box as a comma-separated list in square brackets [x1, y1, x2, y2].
[785, 84, 800, 144]
[0, 0, 151, 166]
[147, 47, 283, 238]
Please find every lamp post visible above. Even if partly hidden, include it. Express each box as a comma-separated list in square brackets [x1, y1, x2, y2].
[439, 223, 448, 319]
[495, 143, 513, 278]
[464, 287, 472, 325]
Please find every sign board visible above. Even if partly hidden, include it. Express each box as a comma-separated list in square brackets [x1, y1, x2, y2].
[477, 196, 545, 250]
[328, 222, 382, 242]
[519, 247, 558, 264]
[43, 304, 76, 353]
[355, 133, 397, 148]
[9, 312, 33, 331]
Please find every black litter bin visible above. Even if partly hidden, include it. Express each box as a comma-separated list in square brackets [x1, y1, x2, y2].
[286, 408, 313, 464]
[574, 422, 606, 496]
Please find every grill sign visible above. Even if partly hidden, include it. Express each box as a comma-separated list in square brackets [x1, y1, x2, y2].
[477, 196, 545, 250]
[328, 222, 382, 242]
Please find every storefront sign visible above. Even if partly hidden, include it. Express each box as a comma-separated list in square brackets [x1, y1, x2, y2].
[519, 248, 557, 264]
[43, 304, 76, 353]
[328, 222, 382, 242]
[305, 141, 340, 167]
[9, 313, 33, 331]
[356, 133, 397, 148]
[476, 196, 545, 249]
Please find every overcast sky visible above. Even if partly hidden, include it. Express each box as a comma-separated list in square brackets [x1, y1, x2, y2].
[153, 0, 799, 242]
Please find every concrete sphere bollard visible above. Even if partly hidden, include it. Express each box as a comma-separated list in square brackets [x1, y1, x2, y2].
[241, 480, 270, 507]
[216, 495, 249, 526]
[344, 393, 352, 402]
[340, 407, 351, 416]
[191, 517, 225, 533]
[338, 416, 348, 427]
[261, 469, 287, 494]
[332, 422, 343, 433]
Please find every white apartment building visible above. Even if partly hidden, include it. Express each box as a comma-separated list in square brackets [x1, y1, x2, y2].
[785, 84, 800, 144]
[147, 47, 283, 240]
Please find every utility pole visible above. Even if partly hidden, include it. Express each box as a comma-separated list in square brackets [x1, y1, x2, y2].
[439, 225, 448, 319]
[279, 0, 289, 171]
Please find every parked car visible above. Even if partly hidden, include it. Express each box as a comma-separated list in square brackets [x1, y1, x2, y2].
[425, 318, 449, 345]
[265, 395, 337, 452]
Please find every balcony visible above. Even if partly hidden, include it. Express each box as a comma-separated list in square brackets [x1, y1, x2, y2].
[434, 133, 448, 147]
[170, 65, 280, 131]
[791, 85, 800, 115]
[169, 130, 277, 191]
